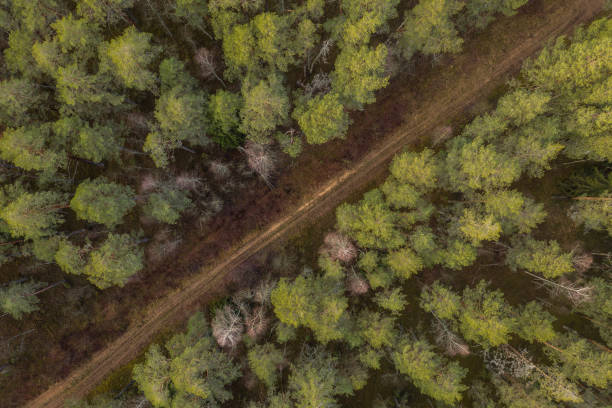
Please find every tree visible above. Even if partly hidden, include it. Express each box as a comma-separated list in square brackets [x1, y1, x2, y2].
[239, 75, 290, 144]
[222, 23, 256, 79]
[373, 287, 407, 315]
[144, 187, 192, 224]
[385, 247, 423, 279]
[208, 89, 243, 148]
[570, 198, 612, 237]
[482, 190, 547, 234]
[271, 274, 348, 344]
[70, 178, 136, 228]
[252, 13, 295, 72]
[100, 26, 161, 91]
[419, 281, 461, 320]
[460, 0, 529, 30]
[55, 239, 89, 276]
[53, 116, 122, 163]
[455, 208, 502, 246]
[388, 149, 440, 192]
[391, 337, 467, 405]
[293, 92, 350, 145]
[52, 14, 102, 60]
[516, 301, 557, 344]
[84, 233, 143, 288]
[173, 0, 209, 33]
[336, 189, 404, 250]
[444, 136, 521, 192]
[459, 281, 516, 348]
[333, 0, 400, 47]
[211, 304, 243, 348]
[506, 237, 574, 279]
[1, 191, 67, 239]
[357, 310, 397, 349]
[397, 0, 464, 60]
[0, 280, 45, 319]
[248, 343, 284, 388]
[546, 332, 612, 389]
[55, 64, 124, 109]
[288, 349, 353, 408]
[76, 0, 135, 23]
[133, 344, 172, 407]
[0, 78, 46, 126]
[332, 44, 388, 109]
[0, 124, 67, 174]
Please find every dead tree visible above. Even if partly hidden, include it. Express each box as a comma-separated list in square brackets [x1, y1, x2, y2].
[212, 305, 244, 348]
[239, 142, 276, 189]
[321, 231, 357, 263]
[194, 48, 226, 87]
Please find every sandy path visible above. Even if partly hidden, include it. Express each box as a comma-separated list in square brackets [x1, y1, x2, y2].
[24, 1, 604, 406]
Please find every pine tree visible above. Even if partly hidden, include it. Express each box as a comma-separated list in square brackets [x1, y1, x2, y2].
[506, 237, 574, 279]
[293, 92, 350, 145]
[70, 178, 136, 228]
[1, 191, 67, 239]
[248, 343, 284, 388]
[84, 233, 143, 289]
[0, 280, 45, 319]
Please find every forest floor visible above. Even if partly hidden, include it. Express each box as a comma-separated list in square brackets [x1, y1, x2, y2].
[22, 0, 605, 407]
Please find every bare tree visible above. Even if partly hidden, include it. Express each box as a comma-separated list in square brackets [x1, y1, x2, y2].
[346, 272, 369, 296]
[432, 318, 470, 357]
[194, 48, 225, 87]
[212, 305, 244, 348]
[208, 161, 231, 180]
[321, 232, 357, 263]
[245, 306, 269, 339]
[240, 142, 276, 188]
[174, 173, 202, 191]
[139, 174, 159, 194]
[572, 252, 593, 274]
[308, 39, 334, 73]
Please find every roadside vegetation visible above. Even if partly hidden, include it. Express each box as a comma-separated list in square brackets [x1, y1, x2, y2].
[69, 16, 611, 408]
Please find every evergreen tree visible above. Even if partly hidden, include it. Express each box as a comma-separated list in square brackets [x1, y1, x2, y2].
[248, 343, 284, 389]
[391, 337, 467, 405]
[1, 191, 67, 239]
[397, 0, 464, 60]
[100, 26, 161, 91]
[84, 233, 143, 289]
[0, 280, 45, 319]
[293, 93, 350, 145]
[144, 187, 192, 224]
[70, 178, 136, 228]
[506, 237, 574, 279]
[331, 44, 388, 109]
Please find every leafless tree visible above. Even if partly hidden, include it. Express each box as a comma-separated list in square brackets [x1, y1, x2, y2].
[432, 318, 470, 357]
[212, 305, 244, 348]
[194, 48, 226, 87]
[245, 306, 269, 339]
[299, 73, 331, 98]
[208, 161, 231, 180]
[484, 346, 534, 379]
[308, 39, 334, 73]
[573, 252, 593, 274]
[346, 272, 369, 296]
[240, 142, 276, 188]
[139, 174, 159, 194]
[174, 173, 203, 191]
[321, 231, 357, 263]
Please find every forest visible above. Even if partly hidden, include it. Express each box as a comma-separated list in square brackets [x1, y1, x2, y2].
[0, 0, 609, 407]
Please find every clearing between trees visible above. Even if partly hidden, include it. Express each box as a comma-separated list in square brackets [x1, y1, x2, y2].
[24, 0, 605, 407]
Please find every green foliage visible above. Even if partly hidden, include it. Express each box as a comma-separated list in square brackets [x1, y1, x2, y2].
[460, 0, 529, 30]
[293, 93, 350, 145]
[391, 338, 467, 405]
[134, 312, 240, 407]
[54, 117, 122, 163]
[546, 332, 612, 389]
[459, 281, 516, 348]
[483, 190, 547, 234]
[357, 310, 397, 349]
[389, 149, 440, 192]
[385, 247, 423, 279]
[420, 281, 461, 320]
[570, 198, 612, 237]
[336, 189, 404, 250]
[0, 124, 67, 174]
[456, 208, 502, 246]
[331, 0, 400, 47]
[398, 0, 464, 60]
[144, 187, 192, 224]
[173, 0, 209, 32]
[0, 280, 45, 319]
[100, 26, 161, 91]
[373, 287, 407, 315]
[208, 90, 244, 148]
[248, 343, 284, 388]
[288, 350, 353, 408]
[332, 44, 388, 109]
[239, 75, 290, 144]
[271, 274, 348, 343]
[70, 178, 136, 228]
[55, 239, 88, 276]
[84, 233, 143, 289]
[76, 0, 135, 23]
[516, 301, 557, 343]
[506, 237, 574, 279]
[0, 78, 46, 126]
[1, 190, 67, 239]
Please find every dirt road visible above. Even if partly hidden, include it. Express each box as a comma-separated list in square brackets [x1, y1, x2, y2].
[25, 1, 605, 406]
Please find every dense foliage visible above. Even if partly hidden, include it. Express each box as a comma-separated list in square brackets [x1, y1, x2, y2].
[81, 18, 612, 408]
